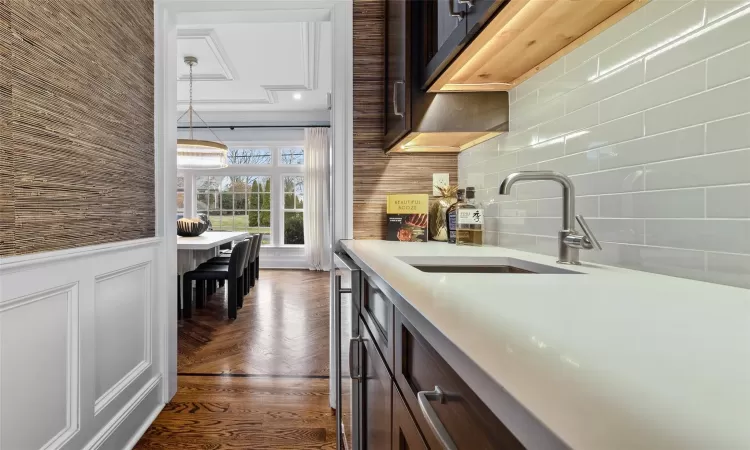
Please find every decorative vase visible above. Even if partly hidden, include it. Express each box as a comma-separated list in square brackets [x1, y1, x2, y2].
[429, 185, 458, 242]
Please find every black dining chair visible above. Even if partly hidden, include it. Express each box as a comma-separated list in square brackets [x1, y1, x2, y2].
[201, 234, 259, 297]
[182, 240, 250, 320]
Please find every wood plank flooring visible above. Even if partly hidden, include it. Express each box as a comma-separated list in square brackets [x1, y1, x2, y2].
[135, 270, 335, 449]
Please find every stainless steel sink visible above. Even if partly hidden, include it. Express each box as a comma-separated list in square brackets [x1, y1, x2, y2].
[397, 256, 581, 274]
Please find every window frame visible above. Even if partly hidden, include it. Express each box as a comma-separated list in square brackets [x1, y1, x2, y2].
[280, 173, 305, 247]
[183, 142, 304, 248]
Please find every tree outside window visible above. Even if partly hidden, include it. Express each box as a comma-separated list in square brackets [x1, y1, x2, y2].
[196, 175, 272, 244]
[280, 147, 304, 165]
[283, 175, 304, 245]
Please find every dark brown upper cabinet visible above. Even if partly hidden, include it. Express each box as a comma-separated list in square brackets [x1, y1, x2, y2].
[429, 0, 645, 93]
[384, 0, 509, 154]
[383, 0, 645, 153]
[384, 0, 411, 150]
[422, 0, 505, 90]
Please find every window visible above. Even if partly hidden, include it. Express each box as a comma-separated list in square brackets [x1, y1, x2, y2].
[191, 145, 304, 247]
[283, 175, 304, 245]
[196, 175, 272, 244]
[280, 146, 304, 165]
[177, 176, 185, 217]
[227, 147, 272, 165]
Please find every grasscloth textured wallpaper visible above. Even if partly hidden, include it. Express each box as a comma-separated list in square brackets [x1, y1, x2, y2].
[0, 0, 154, 257]
[353, 0, 458, 240]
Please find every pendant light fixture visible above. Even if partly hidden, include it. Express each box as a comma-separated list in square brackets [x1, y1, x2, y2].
[177, 56, 228, 169]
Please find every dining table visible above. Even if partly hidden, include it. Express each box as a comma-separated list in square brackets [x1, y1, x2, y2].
[177, 231, 250, 313]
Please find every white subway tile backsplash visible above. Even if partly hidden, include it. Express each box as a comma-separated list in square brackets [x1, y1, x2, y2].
[598, 125, 705, 170]
[497, 232, 539, 252]
[572, 166, 645, 195]
[516, 179, 566, 200]
[538, 195, 599, 218]
[498, 217, 560, 236]
[600, 61, 706, 123]
[516, 59, 566, 100]
[705, 0, 750, 23]
[538, 59, 598, 105]
[564, 0, 692, 70]
[645, 149, 750, 189]
[645, 77, 750, 135]
[586, 218, 645, 244]
[599, 0, 705, 75]
[565, 113, 644, 155]
[517, 138, 565, 166]
[539, 151, 598, 176]
[645, 4, 750, 80]
[599, 189, 705, 218]
[497, 200, 538, 218]
[566, 60, 644, 114]
[458, 0, 750, 288]
[498, 128, 539, 153]
[706, 113, 750, 153]
[707, 42, 750, 88]
[511, 97, 565, 132]
[537, 104, 599, 143]
[706, 185, 750, 218]
[645, 219, 750, 253]
[582, 243, 707, 279]
[705, 252, 750, 288]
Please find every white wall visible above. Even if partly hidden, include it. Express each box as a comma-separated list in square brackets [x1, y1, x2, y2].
[459, 0, 750, 289]
[0, 239, 164, 450]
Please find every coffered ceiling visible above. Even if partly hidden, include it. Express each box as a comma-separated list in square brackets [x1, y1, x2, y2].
[176, 20, 331, 122]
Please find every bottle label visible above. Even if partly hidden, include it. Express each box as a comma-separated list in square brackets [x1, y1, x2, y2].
[448, 211, 457, 242]
[458, 209, 484, 225]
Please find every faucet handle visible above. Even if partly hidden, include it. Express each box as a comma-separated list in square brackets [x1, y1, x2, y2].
[576, 215, 602, 250]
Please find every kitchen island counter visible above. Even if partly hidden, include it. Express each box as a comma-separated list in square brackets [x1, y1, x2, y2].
[340, 239, 750, 450]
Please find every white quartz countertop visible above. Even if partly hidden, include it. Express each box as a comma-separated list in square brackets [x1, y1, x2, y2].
[341, 240, 750, 450]
[176, 231, 249, 250]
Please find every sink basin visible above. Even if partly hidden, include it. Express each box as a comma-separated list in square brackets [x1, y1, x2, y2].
[397, 256, 581, 274]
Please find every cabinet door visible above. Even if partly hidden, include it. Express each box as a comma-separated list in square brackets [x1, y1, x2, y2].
[421, 0, 468, 88]
[466, 0, 504, 37]
[394, 311, 525, 449]
[384, 0, 410, 149]
[392, 385, 429, 450]
[361, 317, 392, 450]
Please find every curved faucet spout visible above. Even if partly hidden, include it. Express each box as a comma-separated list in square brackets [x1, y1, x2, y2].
[499, 171, 575, 229]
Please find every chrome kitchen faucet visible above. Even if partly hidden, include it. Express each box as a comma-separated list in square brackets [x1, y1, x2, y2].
[499, 171, 601, 265]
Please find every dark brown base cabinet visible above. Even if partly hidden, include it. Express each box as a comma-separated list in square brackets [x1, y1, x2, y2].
[361, 317, 393, 450]
[352, 273, 526, 450]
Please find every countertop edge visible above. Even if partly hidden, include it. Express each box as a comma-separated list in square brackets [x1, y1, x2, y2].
[341, 241, 570, 450]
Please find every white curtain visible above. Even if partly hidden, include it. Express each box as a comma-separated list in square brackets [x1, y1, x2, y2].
[303, 128, 331, 271]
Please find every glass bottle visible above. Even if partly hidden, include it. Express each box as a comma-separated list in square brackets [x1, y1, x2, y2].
[456, 187, 483, 246]
[445, 189, 465, 244]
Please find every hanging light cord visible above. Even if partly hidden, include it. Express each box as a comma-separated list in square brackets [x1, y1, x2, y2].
[175, 57, 226, 146]
[189, 60, 193, 139]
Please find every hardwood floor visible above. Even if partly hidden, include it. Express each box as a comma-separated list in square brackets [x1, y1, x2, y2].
[135, 270, 335, 450]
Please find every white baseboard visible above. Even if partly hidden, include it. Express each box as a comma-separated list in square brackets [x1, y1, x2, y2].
[83, 376, 162, 450]
[124, 402, 165, 450]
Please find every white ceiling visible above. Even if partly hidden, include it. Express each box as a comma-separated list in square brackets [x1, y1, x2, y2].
[176, 20, 331, 121]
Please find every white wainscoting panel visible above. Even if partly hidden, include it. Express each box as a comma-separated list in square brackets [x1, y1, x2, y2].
[0, 284, 79, 450]
[93, 263, 151, 416]
[0, 238, 164, 450]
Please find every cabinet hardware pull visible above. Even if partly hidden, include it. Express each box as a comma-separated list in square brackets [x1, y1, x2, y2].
[393, 80, 405, 117]
[348, 336, 362, 380]
[417, 386, 457, 450]
[448, 0, 466, 19]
